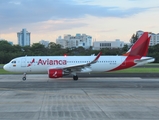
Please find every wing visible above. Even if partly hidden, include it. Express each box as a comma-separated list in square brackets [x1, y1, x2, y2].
[55, 52, 102, 72]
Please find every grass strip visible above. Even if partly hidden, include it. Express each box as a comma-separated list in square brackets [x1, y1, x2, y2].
[0, 67, 158, 74]
[0, 69, 19, 74]
[110, 68, 159, 73]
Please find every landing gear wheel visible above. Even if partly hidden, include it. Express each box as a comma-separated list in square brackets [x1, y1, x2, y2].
[73, 75, 78, 81]
[22, 73, 26, 81]
[22, 77, 26, 81]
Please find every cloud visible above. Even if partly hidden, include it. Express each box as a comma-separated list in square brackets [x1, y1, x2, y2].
[30, 20, 88, 33]
[94, 29, 117, 33]
[0, 0, 154, 32]
[9, 1, 21, 5]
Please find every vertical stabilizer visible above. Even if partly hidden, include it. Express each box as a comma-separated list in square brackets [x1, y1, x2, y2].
[123, 32, 150, 56]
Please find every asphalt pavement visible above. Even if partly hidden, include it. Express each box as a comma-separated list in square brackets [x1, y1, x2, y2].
[0, 75, 159, 120]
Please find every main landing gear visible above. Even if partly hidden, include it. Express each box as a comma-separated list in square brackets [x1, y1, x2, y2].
[22, 73, 26, 81]
[73, 75, 78, 81]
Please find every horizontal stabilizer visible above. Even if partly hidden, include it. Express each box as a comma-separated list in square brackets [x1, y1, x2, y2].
[134, 57, 154, 63]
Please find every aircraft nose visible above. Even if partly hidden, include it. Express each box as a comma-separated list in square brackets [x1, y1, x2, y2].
[3, 64, 9, 71]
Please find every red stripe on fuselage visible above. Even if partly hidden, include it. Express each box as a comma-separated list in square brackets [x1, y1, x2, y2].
[108, 56, 141, 72]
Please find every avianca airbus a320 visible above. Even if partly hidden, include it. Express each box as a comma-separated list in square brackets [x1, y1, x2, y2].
[3, 32, 155, 81]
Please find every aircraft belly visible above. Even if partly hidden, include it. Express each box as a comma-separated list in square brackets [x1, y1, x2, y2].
[15, 66, 47, 73]
[31, 66, 47, 73]
[91, 63, 120, 72]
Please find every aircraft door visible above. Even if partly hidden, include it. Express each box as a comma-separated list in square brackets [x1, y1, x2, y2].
[21, 58, 26, 67]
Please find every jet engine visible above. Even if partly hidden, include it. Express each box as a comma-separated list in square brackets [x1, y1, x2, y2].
[48, 69, 64, 78]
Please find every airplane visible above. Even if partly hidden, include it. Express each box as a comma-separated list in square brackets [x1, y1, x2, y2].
[3, 32, 155, 81]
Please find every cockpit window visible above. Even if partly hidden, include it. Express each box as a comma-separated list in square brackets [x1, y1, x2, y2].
[11, 61, 16, 63]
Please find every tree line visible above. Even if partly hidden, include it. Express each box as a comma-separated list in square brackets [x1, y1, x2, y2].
[0, 40, 159, 64]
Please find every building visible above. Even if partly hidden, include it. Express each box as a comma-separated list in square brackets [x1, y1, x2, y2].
[56, 36, 67, 48]
[93, 39, 126, 50]
[39, 40, 50, 47]
[17, 28, 30, 46]
[56, 34, 92, 49]
[136, 30, 159, 46]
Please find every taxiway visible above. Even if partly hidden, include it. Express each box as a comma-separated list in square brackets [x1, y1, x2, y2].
[0, 74, 159, 120]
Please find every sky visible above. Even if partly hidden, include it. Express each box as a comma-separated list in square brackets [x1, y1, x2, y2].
[0, 0, 159, 44]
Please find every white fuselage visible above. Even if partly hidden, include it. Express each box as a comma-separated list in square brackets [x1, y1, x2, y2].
[3, 55, 155, 74]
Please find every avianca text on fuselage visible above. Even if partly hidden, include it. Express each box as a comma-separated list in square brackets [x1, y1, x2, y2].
[37, 59, 67, 65]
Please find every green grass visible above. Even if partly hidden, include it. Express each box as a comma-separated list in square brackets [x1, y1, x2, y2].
[0, 69, 19, 74]
[146, 63, 159, 65]
[110, 68, 159, 73]
[0, 67, 159, 74]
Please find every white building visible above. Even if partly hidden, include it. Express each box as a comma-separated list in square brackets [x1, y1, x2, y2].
[136, 30, 159, 46]
[39, 40, 50, 47]
[93, 39, 125, 50]
[56, 36, 67, 48]
[17, 28, 30, 46]
[56, 34, 92, 49]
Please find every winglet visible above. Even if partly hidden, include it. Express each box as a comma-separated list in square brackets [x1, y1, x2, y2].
[90, 52, 102, 64]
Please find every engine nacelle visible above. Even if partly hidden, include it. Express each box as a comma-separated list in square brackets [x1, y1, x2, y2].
[48, 69, 63, 78]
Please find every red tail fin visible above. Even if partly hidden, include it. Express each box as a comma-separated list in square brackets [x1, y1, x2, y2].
[123, 32, 150, 56]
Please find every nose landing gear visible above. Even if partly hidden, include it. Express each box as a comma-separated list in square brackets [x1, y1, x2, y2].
[22, 73, 26, 81]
